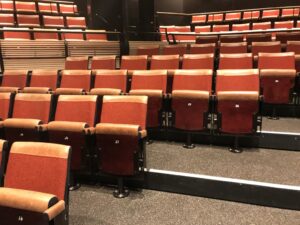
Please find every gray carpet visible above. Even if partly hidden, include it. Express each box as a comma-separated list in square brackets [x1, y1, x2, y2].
[262, 117, 300, 133]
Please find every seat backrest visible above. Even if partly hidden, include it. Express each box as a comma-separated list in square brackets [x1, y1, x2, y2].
[174, 26, 190, 32]
[30, 69, 58, 90]
[225, 12, 241, 21]
[252, 21, 271, 30]
[86, 29, 107, 41]
[212, 24, 229, 32]
[0, 13, 14, 26]
[219, 53, 253, 69]
[91, 55, 116, 70]
[182, 54, 214, 69]
[38, 2, 58, 14]
[246, 33, 272, 44]
[243, 10, 260, 20]
[17, 14, 40, 27]
[276, 32, 300, 44]
[15, 1, 36, 13]
[55, 95, 97, 126]
[162, 44, 187, 56]
[159, 25, 175, 41]
[196, 35, 218, 44]
[5, 142, 70, 201]
[219, 34, 244, 43]
[12, 93, 52, 122]
[60, 70, 91, 91]
[33, 28, 59, 40]
[192, 15, 206, 24]
[61, 29, 84, 41]
[150, 55, 180, 70]
[274, 20, 294, 29]
[65, 56, 89, 70]
[100, 95, 147, 130]
[121, 55, 148, 70]
[286, 41, 300, 54]
[298, 21, 300, 28]
[258, 52, 296, 69]
[251, 41, 281, 56]
[0, 1, 14, 11]
[208, 13, 223, 22]
[0, 139, 8, 185]
[216, 69, 259, 92]
[43, 15, 64, 28]
[173, 69, 213, 92]
[190, 43, 215, 54]
[66, 16, 86, 29]
[1, 70, 28, 88]
[232, 23, 250, 31]
[219, 42, 248, 54]
[59, 3, 77, 14]
[3, 28, 31, 40]
[131, 70, 167, 93]
[262, 9, 280, 19]
[194, 25, 211, 33]
[136, 45, 160, 56]
[281, 8, 300, 17]
[0, 92, 12, 120]
[93, 70, 127, 93]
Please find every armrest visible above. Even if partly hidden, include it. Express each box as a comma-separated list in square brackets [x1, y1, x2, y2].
[172, 90, 210, 99]
[0, 121, 4, 128]
[47, 121, 88, 133]
[129, 89, 163, 97]
[140, 129, 147, 139]
[217, 91, 259, 101]
[0, 187, 58, 214]
[96, 123, 141, 137]
[3, 118, 42, 129]
[44, 200, 65, 220]
[0, 87, 20, 93]
[89, 88, 122, 96]
[260, 69, 297, 77]
[55, 88, 85, 95]
[23, 87, 51, 94]
[84, 127, 95, 135]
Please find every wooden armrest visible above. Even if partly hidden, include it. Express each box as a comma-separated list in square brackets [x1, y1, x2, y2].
[96, 123, 141, 137]
[47, 121, 88, 133]
[4, 118, 42, 129]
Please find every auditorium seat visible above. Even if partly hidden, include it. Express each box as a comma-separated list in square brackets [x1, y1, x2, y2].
[66, 16, 86, 29]
[246, 33, 272, 45]
[274, 20, 294, 29]
[190, 43, 215, 54]
[130, 70, 167, 128]
[276, 32, 300, 46]
[159, 25, 175, 42]
[0, 93, 13, 121]
[262, 9, 280, 19]
[0, 140, 8, 186]
[251, 41, 281, 58]
[61, 29, 84, 41]
[220, 34, 244, 43]
[38, 2, 58, 14]
[95, 95, 147, 197]
[232, 23, 250, 31]
[192, 15, 206, 24]
[208, 13, 223, 23]
[194, 25, 211, 33]
[33, 28, 59, 40]
[174, 26, 193, 42]
[297, 21, 300, 28]
[3, 93, 52, 143]
[17, 14, 40, 27]
[23, 69, 58, 93]
[0, 142, 70, 224]
[171, 69, 212, 148]
[162, 44, 187, 56]
[86, 29, 107, 41]
[59, 3, 78, 14]
[3, 27, 31, 39]
[65, 56, 89, 70]
[136, 45, 160, 56]
[121, 55, 148, 71]
[196, 35, 218, 44]
[15, 1, 36, 13]
[281, 8, 300, 18]
[150, 55, 180, 70]
[43, 15, 65, 28]
[90, 70, 127, 95]
[286, 41, 300, 72]
[212, 24, 229, 32]
[47, 95, 97, 187]
[0, 14, 14, 26]
[225, 12, 241, 21]
[91, 55, 116, 70]
[258, 52, 296, 104]
[252, 21, 271, 30]
[182, 54, 214, 69]
[56, 70, 91, 95]
[0, 70, 28, 93]
[242, 10, 260, 21]
[0, 0, 13, 11]
[219, 53, 253, 69]
[219, 42, 248, 54]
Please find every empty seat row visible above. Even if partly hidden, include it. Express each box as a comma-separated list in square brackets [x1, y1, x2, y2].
[0, 14, 86, 28]
[192, 7, 300, 24]
[0, 1, 78, 14]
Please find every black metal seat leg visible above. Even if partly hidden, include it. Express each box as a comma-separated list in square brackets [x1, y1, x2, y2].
[113, 177, 129, 198]
[229, 136, 243, 153]
[69, 171, 81, 191]
[183, 133, 195, 149]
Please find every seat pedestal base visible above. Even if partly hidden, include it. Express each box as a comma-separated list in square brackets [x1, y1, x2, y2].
[228, 136, 243, 153]
[113, 177, 129, 198]
[183, 133, 195, 149]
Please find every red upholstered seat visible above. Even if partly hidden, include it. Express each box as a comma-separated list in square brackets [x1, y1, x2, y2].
[287, 41, 300, 72]
[252, 41, 281, 57]
[159, 25, 175, 42]
[219, 42, 248, 54]
[190, 43, 215, 54]
[15, 1, 36, 13]
[0, 93, 12, 120]
[91, 55, 116, 70]
[162, 44, 187, 56]
[216, 69, 259, 134]
[172, 69, 212, 131]
[0, 70, 28, 92]
[182, 54, 214, 69]
[130, 70, 167, 127]
[243, 11, 260, 21]
[212, 24, 229, 32]
[297, 21, 300, 28]
[3, 28, 31, 40]
[196, 35, 218, 45]
[0, 13, 14, 26]
[121, 55, 148, 70]
[0, 1, 14, 11]
[192, 15, 206, 24]
[150, 55, 180, 70]
[262, 9, 280, 19]
[61, 29, 84, 41]
[137, 45, 160, 56]
[24, 69, 58, 93]
[194, 25, 211, 33]
[219, 53, 253, 69]
[276, 32, 300, 45]
[246, 33, 272, 45]
[90, 70, 127, 95]
[258, 52, 296, 104]
[281, 8, 300, 18]
[1, 142, 70, 223]
[65, 56, 89, 70]
[232, 23, 250, 31]
[56, 70, 91, 94]
[252, 21, 271, 30]
[86, 29, 107, 41]
[33, 28, 59, 40]
[66, 17, 86, 29]
[220, 34, 244, 43]
[208, 13, 223, 22]
[174, 26, 193, 42]
[96, 95, 147, 176]
[225, 12, 241, 21]
[38, 2, 58, 14]
[17, 14, 40, 27]
[0, 140, 8, 186]
[3, 93, 53, 143]
[59, 3, 78, 14]
[43, 15, 64, 28]
[274, 20, 294, 29]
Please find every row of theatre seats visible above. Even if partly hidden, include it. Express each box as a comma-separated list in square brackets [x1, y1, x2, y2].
[191, 7, 300, 24]
[0, 0, 78, 14]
